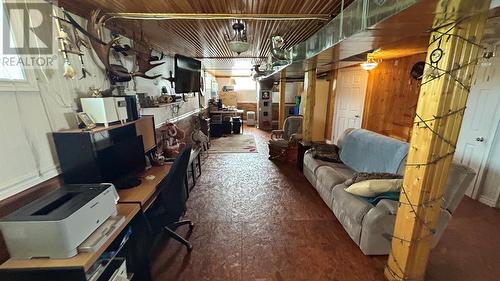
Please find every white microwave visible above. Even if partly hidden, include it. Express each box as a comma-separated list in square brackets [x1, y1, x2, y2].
[81, 97, 128, 127]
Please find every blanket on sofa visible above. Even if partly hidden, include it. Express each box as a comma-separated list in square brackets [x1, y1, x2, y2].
[360, 191, 400, 205]
[339, 129, 409, 175]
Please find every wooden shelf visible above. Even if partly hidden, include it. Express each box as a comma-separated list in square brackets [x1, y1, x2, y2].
[142, 101, 184, 108]
[0, 204, 140, 272]
[57, 117, 147, 134]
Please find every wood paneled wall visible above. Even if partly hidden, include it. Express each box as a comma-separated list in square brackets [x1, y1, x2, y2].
[362, 53, 427, 141]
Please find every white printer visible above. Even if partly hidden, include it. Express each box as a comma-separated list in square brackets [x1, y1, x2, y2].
[0, 184, 119, 259]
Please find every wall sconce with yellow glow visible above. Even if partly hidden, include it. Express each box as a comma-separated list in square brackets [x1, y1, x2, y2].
[360, 54, 381, 71]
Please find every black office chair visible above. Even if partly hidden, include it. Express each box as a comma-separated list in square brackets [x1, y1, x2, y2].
[147, 145, 194, 251]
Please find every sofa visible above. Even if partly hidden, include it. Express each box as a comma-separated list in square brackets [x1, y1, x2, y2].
[303, 128, 475, 255]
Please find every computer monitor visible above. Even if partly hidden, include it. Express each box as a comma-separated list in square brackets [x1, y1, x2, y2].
[98, 135, 146, 189]
[135, 115, 157, 153]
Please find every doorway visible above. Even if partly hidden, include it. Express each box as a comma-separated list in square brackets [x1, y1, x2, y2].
[455, 47, 500, 202]
[332, 67, 368, 143]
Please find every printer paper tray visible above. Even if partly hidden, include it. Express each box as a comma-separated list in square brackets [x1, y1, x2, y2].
[78, 215, 125, 253]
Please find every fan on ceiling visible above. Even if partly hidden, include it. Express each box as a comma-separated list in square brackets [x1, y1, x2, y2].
[226, 21, 250, 55]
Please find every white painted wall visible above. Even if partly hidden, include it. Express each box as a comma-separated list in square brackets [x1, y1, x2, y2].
[0, 11, 200, 200]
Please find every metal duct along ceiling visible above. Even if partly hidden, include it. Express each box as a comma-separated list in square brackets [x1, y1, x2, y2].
[57, 0, 354, 77]
[265, 0, 441, 80]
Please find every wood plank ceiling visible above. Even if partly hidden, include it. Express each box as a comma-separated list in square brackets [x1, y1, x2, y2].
[57, 0, 352, 77]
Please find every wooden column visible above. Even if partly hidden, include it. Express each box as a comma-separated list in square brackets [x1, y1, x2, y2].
[278, 70, 287, 129]
[302, 69, 317, 142]
[324, 69, 338, 140]
[385, 1, 490, 280]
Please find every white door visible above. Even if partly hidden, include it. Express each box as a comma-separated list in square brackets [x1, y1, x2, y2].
[455, 51, 500, 199]
[332, 67, 368, 143]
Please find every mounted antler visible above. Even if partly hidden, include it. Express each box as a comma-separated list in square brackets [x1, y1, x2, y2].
[86, 10, 163, 80]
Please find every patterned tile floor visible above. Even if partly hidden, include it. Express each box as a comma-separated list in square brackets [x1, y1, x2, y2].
[151, 126, 500, 281]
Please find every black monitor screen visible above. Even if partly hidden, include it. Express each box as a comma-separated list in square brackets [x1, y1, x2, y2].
[175, 54, 201, 93]
[98, 136, 146, 183]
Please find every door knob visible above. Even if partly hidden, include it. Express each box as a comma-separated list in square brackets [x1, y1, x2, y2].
[476, 137, 485, 142]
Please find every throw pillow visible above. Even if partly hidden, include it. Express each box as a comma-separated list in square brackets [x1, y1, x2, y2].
[312, 143, 341, 163]
[344, 172, 402, 187]
[345, 179, 403, 197]
[312, 143, 338, 152]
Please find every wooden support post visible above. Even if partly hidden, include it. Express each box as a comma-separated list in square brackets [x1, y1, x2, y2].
[385, 1, 490, 280]
[324, 69, 338, 140]
[302, 69, 317, 142]
[278, 70, 287, 129]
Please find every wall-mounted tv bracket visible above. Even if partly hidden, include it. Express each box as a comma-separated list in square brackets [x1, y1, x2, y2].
[164, 71, 175, 88]
[163, 71, 189, 102]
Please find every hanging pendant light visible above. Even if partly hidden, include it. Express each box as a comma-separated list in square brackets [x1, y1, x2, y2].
[227, 21, 250, 55]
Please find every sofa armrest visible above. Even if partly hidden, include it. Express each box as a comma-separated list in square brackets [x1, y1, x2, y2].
[360, 199, 452, 255]
[376, 199, 399, 215]
[359, 200, 397, 255]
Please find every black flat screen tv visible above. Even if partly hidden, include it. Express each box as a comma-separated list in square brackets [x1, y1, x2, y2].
[174, 54, 201, 93]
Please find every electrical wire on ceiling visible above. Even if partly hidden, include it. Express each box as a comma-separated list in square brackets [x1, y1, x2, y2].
[104, 13, 331, 22]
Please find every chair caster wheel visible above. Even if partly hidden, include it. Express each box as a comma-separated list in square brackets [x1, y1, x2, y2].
[188, 222, 194, 230]
[187, 244, 193, 252]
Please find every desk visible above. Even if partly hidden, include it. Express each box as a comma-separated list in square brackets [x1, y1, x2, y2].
[118, 164, 172, 211]
[0, 165, 173, 281]
[0, 163, 176, 281]
[0, 204, 140, 280]
[210, 109, 244, 116]
[210, 109, 245, 134]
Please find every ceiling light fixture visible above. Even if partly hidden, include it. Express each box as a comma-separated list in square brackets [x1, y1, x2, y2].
[227, 21, 250, 55]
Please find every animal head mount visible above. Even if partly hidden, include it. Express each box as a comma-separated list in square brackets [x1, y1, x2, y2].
[86, 10, 164, 80]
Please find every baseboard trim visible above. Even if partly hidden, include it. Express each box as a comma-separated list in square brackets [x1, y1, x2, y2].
[478, 195, 497, 207]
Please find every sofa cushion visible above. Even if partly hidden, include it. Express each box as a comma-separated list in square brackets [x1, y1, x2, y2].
[304, 150, 346, 173]
[331, 184, 374, 244]
[339, 129, 409, 175]
[269, 139, 289, 148]
[316, 165, 355, 190]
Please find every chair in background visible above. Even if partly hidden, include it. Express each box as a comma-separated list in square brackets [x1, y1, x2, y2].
[146, 145, 194, 251]
[268, 116, 303, 161]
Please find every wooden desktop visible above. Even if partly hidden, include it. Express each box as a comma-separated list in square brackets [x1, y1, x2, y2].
[0, 164, 173, 281]
[118, 164, 172, 211]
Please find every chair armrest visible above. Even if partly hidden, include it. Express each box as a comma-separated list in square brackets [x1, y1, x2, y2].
[271, 130, 284, 140]
[290, 133, 303, 142]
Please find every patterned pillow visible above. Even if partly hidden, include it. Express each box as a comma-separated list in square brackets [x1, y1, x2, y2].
[344, 172, 403, 187]
[312, 143, 341, 163]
